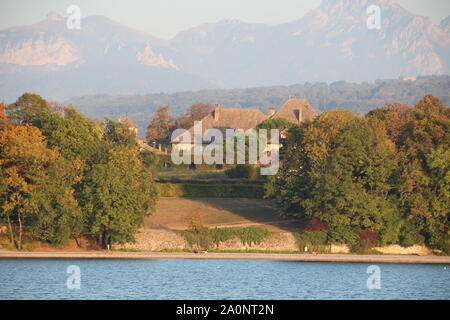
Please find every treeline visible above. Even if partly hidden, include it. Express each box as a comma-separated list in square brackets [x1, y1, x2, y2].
[267, 95, 450, 253]
[66, 75, 450, 137]
[1, 92, 449, 253]
[0, 93, 157, 249]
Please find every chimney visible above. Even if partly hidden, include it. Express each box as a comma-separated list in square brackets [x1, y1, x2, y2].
[214, 103, 220, 121]
[268, 108, 276, 117]
[294, 109, 302, 124]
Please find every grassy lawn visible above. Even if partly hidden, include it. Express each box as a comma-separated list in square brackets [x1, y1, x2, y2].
[150, 168, 302, 232]
[144, 197, 304, 232]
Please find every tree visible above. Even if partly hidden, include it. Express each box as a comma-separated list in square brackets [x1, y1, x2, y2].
[266, 110, 356, 216]
[175, 103, 214, 129]
[25, 157, 84, 245]
[6, 93, 50, 124]
[1, 99, 160, 250]
[302, 118, 398, 242]
[366, 103, 411, 143]
[393, 96, 450, 252]
[34, 106, 105, 165]
[104, 118, 138, 149]
[267, 95, 449, 252]
[256, 117, 295, 132]
[79, 147, 157, 248]
[266, 112, 399, 244]
[146, 106, 174, 144]
[0, 109, 81, 248]
[33, 104, 159, 249]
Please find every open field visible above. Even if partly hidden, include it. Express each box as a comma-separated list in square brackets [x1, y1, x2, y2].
[145, 197, 304, 232]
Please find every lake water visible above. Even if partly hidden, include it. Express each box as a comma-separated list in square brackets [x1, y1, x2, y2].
[0, 259, 448, 300]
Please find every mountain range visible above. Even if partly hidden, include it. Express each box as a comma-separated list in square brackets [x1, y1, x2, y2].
[0, 0, 449, 102]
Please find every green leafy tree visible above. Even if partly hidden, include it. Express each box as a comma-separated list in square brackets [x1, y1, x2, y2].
[256, 117, 295, 132]
[303, 118, 398, 234]
[266, 110, 356, 217]
[104, 118, 138, 149]
[269, 95, 449, 252]
[26, 158, 84, 245]
[34, 107, 105, 165]
[394, 96, 449, 252]
[80, 147, 157, 248]
[6, 93, 50, 124]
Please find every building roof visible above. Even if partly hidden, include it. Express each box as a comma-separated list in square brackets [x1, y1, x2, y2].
[200, 107, 267, 132]
[172, 106, 267, 142]
[270, 99, 317, 124]
[171, 99, 318, 143]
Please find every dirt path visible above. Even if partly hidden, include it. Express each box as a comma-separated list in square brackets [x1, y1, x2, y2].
[1, 250, 449, 264]
[194, 219, 301, 229]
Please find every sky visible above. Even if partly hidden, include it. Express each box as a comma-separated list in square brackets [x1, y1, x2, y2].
[0, 0, 449, 39]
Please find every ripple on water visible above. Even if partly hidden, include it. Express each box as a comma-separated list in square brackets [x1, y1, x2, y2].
[0, 259, 448, 300]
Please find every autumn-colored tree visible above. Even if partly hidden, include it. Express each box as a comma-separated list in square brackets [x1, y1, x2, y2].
[366, 102, 411, 142]
[146, 105, 174, 144]
[0, 111, 81, 248]
[395, 96, 449, 252]
[0, 103, 11, 129]
[175, 103, 214, 129]
[1, 99, 160, 250]
[368, 96, 449, 250]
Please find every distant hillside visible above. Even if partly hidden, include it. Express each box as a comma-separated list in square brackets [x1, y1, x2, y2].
[65, 75, 450, 137]
[1, 0, 449, 101]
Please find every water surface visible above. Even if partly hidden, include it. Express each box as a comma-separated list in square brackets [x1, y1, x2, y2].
[0, 259, 448, 299]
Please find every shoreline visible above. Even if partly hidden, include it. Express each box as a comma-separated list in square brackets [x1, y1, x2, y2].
[0, 250, 449, 264]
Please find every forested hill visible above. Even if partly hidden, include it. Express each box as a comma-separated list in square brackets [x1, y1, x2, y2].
[65, 75, 450, 137]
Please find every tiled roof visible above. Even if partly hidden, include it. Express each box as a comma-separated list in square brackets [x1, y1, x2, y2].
[172, 100, 318, 143]
[270, 99, 317, 124]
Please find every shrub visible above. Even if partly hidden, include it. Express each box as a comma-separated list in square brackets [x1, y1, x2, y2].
[425, 229, 448, 254]
[180, 220, 272, 250]
[358, 230, 378, 247]
[350, 240, 380, 254]
[399, 223, 425, 247]
[294, 231, 330, 253]
[326, 226, 358, 245]
[378, 211, 403, 246]
[225, 164, 259, 180]
[140, 150, 162, 168]
[232, 226, 272, 246]
[304, 217, 328, 232]
[350, 230, 379, 254]
[157, 183, 265, 198]
[157, 178, 264, 184]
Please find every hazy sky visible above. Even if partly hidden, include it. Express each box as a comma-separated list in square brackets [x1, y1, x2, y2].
[0, 0, 449, 39]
